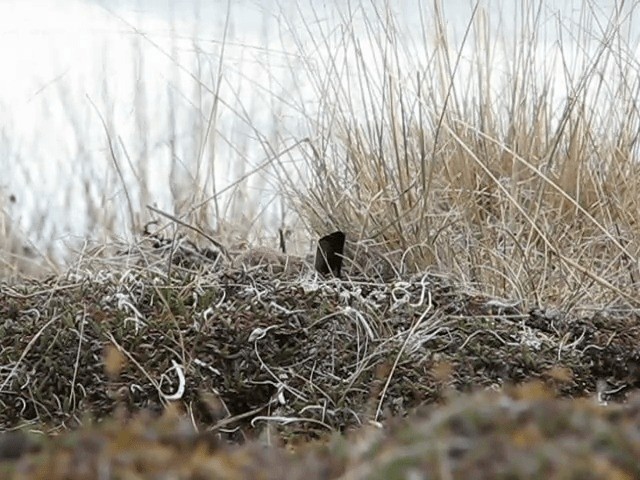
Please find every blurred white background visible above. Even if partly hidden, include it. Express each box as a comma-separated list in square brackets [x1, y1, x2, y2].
[0, 0, 635, 265]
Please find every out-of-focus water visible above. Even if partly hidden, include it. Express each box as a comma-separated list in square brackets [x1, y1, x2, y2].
[0, 0, 636, 262]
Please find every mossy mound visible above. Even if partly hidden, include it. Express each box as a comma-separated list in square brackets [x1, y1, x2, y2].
[1, 235, 640, 478]
[2, 385, 640, 479]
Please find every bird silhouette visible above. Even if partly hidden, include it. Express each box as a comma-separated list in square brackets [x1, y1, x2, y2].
[314, 231, 346, 277]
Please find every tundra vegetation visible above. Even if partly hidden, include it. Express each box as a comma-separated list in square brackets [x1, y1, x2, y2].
[1, 1, 640, 478]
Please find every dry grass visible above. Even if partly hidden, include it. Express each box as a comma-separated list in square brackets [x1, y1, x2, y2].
[276, 1, 640, 310]
[2, 2, 640, 307]
[0, 1, 303, 277]
[4, 4, 640, 477]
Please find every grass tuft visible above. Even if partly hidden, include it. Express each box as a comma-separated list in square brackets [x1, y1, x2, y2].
[277, 1, 640, 309]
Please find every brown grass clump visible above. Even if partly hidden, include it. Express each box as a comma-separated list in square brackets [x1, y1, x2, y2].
[277, 1, 640, 311]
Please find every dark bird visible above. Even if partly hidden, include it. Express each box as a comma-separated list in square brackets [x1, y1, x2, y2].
[315, 231, 346, 277]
